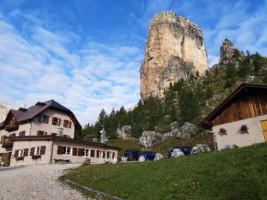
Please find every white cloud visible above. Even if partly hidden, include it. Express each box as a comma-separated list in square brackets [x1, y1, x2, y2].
[0, 12, 142, 126]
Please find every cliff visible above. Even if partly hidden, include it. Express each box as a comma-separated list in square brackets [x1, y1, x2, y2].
[140, 11, 208, 100]
[0, 102, 19, 122]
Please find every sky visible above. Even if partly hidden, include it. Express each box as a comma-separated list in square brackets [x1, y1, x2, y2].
[0, 0, 266, 126]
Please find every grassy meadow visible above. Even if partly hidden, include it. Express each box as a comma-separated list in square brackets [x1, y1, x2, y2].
[64, 142, 267, 200]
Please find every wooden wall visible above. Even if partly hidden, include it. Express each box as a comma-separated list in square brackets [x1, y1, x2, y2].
[213, 88, 267, 126]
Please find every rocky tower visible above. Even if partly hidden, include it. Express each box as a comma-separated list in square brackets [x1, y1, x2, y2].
[140, 11, 208, 100]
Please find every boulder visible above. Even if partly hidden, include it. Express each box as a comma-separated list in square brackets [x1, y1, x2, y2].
[82, 158, 91, 166]
[191, 144, 211, 154]
[154, 153, 164, 161]
[171, 149, 184, 158]
[117, 125, 132, 139]
[111, 158, 118, 164]
[138, 155, 145, 162]
[139, 131, 162, 148]
[121, 157, 127, 162]
[176, 122, 197, 139]
[224, 144, 239, 149]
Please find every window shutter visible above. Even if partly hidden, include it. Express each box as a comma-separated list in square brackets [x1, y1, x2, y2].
[44, 132, 47, 135]
[69, 122, 72, 128]
[41, 146, 46, 155]
[107, 152, 110, 159]
[103, 151, 105, 158]
[112, 152, 115, 159]
[30, 147, 35, 156]
[78, 148, 83, 156]
[24, 148, 29, 156]
[90, 150, 95, 157]
[14, 150, 19, 158]
[97, 150, 100, 158]
[57, 146, 63, 155]
[0, 136, 4, 144]
[72, 147, 77, 156]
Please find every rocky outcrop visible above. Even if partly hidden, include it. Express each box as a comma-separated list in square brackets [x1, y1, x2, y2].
[0, 102, 19, 122]
[176, 122, 197, 139]
[117, 125, 132, 139]
[191, 144, 211, 154]
[139, 131, 162, 148]
[219, 39, 244, 67]
[140, 11, 208, 100]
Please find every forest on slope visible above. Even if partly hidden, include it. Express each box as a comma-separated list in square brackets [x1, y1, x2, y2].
[75, 49, 267, 141]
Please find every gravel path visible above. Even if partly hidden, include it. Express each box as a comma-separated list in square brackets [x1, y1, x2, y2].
[0, 164, 92, 200]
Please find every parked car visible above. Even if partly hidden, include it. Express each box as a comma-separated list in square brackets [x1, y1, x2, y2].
[124, 150, 141, 161]
[139, 151, 156, 161]
[164, 146, 192, 158]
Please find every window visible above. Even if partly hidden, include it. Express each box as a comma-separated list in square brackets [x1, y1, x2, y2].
[52, 117, 61, 126]
[38, 114, 49, 124]
[63, 120, 72, 128]
[63, 146, 72, 155]
[18, 149, 25, 157]
[83, 149, 90, 157]
[34, 146, 41, 155]
[37, 131, 47, 136]
[19, 131, 25, 136]
[107, 152, 110, 159]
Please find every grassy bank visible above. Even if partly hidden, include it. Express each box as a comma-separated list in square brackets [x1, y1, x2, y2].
[64, 143, 267, 200]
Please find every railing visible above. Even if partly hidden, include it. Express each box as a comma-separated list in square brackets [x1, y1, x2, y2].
[5, 123, 19, 132]
[2, 139, 13, 148]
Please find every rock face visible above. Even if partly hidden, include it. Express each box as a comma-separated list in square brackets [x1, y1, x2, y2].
[117, 125, 132, 139]
[219, 39, 244, 67]
[140, 11, 208, 100]
[0, 102, 19, 122]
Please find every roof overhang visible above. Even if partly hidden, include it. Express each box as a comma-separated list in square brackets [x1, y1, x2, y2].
[199, 83, 267, 128]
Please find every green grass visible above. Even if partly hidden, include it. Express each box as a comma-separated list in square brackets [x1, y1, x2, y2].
[64, 142, 267, 200]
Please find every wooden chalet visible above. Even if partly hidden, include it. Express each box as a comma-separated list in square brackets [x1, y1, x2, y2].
[199, 83, 267, 150]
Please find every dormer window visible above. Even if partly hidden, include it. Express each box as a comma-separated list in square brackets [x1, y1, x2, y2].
[38, 114, 49, 124]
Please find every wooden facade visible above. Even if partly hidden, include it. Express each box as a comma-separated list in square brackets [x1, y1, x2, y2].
[199, 84, 267, 127]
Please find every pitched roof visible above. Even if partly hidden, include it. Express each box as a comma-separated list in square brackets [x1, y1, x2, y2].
[1, 100, 81, 129]
[199, 83, 267, 127]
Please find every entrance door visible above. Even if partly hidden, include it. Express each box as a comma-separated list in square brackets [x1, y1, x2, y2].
[261, 120, 267, 141]
[2, 152, 11, 166]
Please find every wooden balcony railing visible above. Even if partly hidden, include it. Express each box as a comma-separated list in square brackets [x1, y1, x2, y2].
[2, 139, 13, 148]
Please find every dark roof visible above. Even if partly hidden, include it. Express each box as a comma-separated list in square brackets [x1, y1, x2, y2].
[7, 136, 120, 150]
[1, 100, 81, 129]
[199, 83, 267, 127]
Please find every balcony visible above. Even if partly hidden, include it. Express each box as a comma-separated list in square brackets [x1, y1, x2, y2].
[5, 123, 19, 132]
[2, 139, 13, 148]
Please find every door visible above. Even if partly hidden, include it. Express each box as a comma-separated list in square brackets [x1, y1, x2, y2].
[2, 152, 11, 166]
[261, 120, 267, 141]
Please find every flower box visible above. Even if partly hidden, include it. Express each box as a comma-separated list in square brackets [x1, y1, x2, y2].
[219, 128, 227, 135]
[16, 157, 24, 161]
[32, 155, 41, 160]
[241, 125, 249, 134]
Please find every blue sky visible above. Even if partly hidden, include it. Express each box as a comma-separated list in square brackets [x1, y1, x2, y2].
[0, 0, 266, 126]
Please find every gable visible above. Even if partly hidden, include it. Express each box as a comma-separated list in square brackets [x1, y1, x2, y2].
[212, 88, 267, 126]
[199, 84, 267, 128]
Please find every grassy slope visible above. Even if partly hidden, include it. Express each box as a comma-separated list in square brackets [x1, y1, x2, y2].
[65, 142, 267, 200]
[106, 133, 214, 157]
